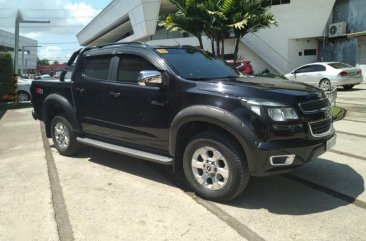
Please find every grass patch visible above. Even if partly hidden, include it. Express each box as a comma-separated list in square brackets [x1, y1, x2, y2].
[0, 102, 33, 119]
[331, 106, 346, 121]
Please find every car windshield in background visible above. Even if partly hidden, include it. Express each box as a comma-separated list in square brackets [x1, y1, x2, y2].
[328, 63, 353, 69]
[155, 48, 238, 80]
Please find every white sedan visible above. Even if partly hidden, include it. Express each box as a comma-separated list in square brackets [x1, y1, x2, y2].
[285, 62, 363, 90]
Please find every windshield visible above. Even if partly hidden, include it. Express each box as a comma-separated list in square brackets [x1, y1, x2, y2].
[328, 62, 353, 69]
[155, 48, 239, 80]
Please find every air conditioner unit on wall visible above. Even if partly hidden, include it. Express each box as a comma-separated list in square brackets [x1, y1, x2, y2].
[329, 22, 347, 38]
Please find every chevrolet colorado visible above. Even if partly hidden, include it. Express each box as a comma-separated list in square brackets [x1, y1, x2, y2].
[31, 42, 336, 201]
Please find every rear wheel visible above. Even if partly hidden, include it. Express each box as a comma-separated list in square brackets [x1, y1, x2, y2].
[343, 84, 354, 90]
[319, 79, 331, 91]
[51, 115, 80, 156]
[183, 131, 250, 201]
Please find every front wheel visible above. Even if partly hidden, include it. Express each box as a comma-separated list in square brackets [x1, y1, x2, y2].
[343, 84, 354, 90]
[183, 131, 250, 201]
[51, 115, 80, 156]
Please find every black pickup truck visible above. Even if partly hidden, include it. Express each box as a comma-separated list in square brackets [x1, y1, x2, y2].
[31, 42, 336, 201]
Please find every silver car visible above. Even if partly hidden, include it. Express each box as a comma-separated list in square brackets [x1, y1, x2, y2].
[285, 62, 363, 90]
[17, 79, 32, 101]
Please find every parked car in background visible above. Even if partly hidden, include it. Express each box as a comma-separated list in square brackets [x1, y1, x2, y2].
[34, 74, 53, 80]
[285, 62, 363, 90]
[17, 79, 32, 101]
[226, 59, 254, 75]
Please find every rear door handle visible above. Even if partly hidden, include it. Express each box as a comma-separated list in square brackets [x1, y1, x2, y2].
[75, 88, 85, 94]
[151, 100, 165, 106]
[109, 91, 120, 98]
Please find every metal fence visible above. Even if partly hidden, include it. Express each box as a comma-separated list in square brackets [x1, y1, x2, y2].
[325, 87, 337, 106]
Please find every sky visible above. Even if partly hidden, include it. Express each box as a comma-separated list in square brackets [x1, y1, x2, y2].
[0, 0, 111, 63]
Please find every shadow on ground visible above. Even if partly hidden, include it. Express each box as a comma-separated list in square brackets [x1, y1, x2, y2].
[336, 87, 364, 92]
[66, 145, 364, 216]
[227, 158, 364, 215]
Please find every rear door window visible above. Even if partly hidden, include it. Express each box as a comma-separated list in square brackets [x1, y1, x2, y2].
[311, 65, 326, 72]
[83, 55, 112, 80]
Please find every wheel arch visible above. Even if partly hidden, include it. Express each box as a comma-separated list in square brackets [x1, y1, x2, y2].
[169, 105, 257, 173]
[42, 94, 80, 138]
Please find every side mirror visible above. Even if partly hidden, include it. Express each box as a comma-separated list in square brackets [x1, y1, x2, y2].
[137, 70, 162, 87]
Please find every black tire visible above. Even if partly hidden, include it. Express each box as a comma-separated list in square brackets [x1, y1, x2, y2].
[51, 115, 80, 156]
[17, 91, 31, 102]
[183, 131, 250, 201]
[343, 85, 354, 90]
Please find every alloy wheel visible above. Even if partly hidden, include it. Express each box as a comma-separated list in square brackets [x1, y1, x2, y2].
[191, 146, 229, 191]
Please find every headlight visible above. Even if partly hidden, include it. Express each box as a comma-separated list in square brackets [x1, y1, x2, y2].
[240, 98, 298, 121]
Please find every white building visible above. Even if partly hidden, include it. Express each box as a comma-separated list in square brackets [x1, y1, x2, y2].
[0, 29, 38, 74]
[77, 0, 365, 77]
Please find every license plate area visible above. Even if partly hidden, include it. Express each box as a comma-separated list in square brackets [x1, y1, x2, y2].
[326, 134, 336, 151]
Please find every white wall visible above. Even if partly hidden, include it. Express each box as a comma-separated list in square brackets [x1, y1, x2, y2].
[0, 30, 38, 70]
[243, 0, 336, 74]
[287, 38, 318, 72]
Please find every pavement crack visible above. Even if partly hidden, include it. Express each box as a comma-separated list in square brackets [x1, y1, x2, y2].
[41, 123, 75, 241]
[285, 174, 366, 210]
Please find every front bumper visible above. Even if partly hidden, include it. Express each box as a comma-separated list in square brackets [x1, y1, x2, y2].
[250, 131, 336, 176]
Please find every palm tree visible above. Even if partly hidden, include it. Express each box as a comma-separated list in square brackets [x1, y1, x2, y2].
[160, 0, 276, 60]
[230, 0, 277, 61]
[159, 0, 206, 48]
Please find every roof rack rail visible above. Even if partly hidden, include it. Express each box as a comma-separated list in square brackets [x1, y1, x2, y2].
[95, 41, 148, 48]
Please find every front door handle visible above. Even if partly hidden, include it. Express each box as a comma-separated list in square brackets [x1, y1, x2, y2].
[109, 91, 120, 98]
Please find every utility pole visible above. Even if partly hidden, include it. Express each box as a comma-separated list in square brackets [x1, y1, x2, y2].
[14, 10, 50, 74]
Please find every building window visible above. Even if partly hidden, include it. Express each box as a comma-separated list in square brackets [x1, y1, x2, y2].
[304, 49, 317, 56]
[271, 0, 290, 5]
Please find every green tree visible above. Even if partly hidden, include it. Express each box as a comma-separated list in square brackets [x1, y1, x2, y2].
[160, 0, 206, 49]
[0, 52, 14, 100]
[37, 58, 50, 65]
[230, 0, 277, 61]
[53, 60, 59, 65]
[160, 0, 276, 60]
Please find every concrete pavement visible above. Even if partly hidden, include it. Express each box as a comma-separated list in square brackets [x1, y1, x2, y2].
[0, 109, 59, 241]
[1, 84, 366, 241]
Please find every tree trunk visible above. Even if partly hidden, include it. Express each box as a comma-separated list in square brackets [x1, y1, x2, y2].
[234, 36, 240, 61]
[221, 39, 225, 59]
[211, 40, 215, 55]
[198, 35, 203, 49]
[216, 39, 220, 58]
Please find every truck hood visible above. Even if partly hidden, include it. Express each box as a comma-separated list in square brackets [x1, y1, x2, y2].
[195, 77, 325, 103]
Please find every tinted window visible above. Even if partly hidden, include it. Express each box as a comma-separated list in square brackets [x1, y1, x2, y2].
[83, 56, 112, 80]
[156, 48, 238, 80]
[118, 55, 157, 83]
[312, 65, 326, 72]
[295, 66, 313, 73]
[328, 63, 353, 69]
[304, 49, 317, 56]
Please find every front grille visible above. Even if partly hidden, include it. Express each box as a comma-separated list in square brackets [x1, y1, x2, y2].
[309, 118, 332, 137]
[299, 98, 330, 114]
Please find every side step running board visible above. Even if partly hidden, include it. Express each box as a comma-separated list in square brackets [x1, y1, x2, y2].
[76, 137, 173, 165]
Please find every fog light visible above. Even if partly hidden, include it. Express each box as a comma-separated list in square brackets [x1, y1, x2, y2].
[270, 154, 295, 166]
